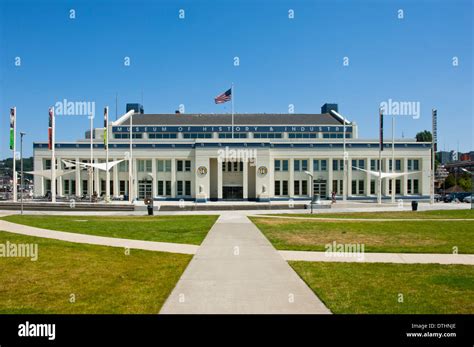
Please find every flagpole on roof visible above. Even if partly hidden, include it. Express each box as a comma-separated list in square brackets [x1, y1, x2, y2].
[231, 83, 234, 139]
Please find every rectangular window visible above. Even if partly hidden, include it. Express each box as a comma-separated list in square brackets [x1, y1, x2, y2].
[413, 179, 419, 194]
[166, 181, 171, 195]
[158, 181, 164, 195]
[370, 180, 376, 195]
[275, 180, 281, 196]
[396, 160, 401, 171]
[294, 160, 300, 172]
[82, 180, 88, 194]
[118, 161, 129, 172]
[294, 180, 300, 195]
[233, 161, 238, 171]
[302, 160, 308, 171]
[185, 160, 191, 172]
[332, 180, 338, 194]
[120, 180, 126, 195]
[302, 180, 308, 195]
[275, 160, 281, 171]
[358, 180, 364, 195]
[313, 160, 320, 171]
[282, 160, 289, 171]
[396, 179, 401, 194]
[413, 160, 419, 171]
[282, 181, 288, 195]
[138, 160, 152, 172]
[177, 181, 183, 196]
[157, 160, 164, 172]
[358, 160, 365, 169]
[408, 179, 412, 194]
[165, 160, 171, 172]
[239, 161, 244, 172]
[185, 181, 191, 196]
[177, 160, 183, 172]
[321, 160, 327, 171]
[333, 159, 338, 171]
[352, 180, 357, 195]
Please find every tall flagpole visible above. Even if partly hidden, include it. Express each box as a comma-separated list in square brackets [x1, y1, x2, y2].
[50, 107, 56, 203]
[10, 107, 17, 202]
[129, 112, 133, 203]
[378, 108, 383, 205]
[89, 114, 94, 202]
[391, 114, 395, 203]
[231, 83, 234, 139]
[104, 107, 110, 202]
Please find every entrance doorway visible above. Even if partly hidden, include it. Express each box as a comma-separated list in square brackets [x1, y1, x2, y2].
[138, 179, 153, 199]
[223, 186, 243, 200]
[313, 180, 327, 198]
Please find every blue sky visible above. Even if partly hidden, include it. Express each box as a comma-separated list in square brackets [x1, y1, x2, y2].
[0, 0, 472, 158]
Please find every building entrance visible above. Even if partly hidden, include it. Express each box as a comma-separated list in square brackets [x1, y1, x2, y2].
[223, 186, 243, 200]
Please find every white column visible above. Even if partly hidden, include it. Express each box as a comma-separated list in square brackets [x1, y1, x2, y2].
[217, 160, 223, 200]
[384, 158, 390, 196]
[152, 159, 157, 198]
[113, 158, 119, 197]
[57, 157, 63, 196]
[308, 158, 313, 197]
[133, 158, 138, 200]
[243, 160, 248, 199]
[327, 157, 333, 198]
[347, 159, 352, 197]
[289, 159, 294, 197]
[366, 157, 371, 196]
[171, 159, 177, 198]
[94, 159, 100, 195]
[403, 158, 408, 196]
[75, 157, 81, 197]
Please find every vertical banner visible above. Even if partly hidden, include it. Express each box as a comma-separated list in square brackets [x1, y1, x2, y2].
[9, 108, 15, 150]
[432, 109, 438, 152]
[103, 107, 108, 149]
[379, 110, 384, 151]
[48, 108, 53, 150]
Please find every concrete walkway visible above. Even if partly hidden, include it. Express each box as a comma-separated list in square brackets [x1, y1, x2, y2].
[280, 250, 474, 265]
[0, 220, 198, 255]
[160, 214, 331, 314]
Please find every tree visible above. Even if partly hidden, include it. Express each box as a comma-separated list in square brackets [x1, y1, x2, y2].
[416, 130, 432, 142]
[444, 174, 456, 189]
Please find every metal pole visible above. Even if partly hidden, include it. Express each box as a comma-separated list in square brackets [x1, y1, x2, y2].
[311, 176, 314, 214]
[89, 115, 93, 202]
[231, 83, 234, 139]
[12, 107, 17, 202]
[343, 116, 347, 202]
[378, 109, 383, 205]
[105, 107, 110, 202]
[391, 115, 395, 203]
[129, 113, 133, 203]
[20, 132, 25, 214]
[51, 108, 56, 203]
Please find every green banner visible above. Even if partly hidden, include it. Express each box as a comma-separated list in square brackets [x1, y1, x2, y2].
[103, 129, 107, 149]
[9, 128, 14, 150]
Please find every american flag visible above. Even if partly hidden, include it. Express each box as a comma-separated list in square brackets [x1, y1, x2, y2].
[214, 88, 232, 104]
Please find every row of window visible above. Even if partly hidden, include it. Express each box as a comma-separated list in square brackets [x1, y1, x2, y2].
[113, 132, 352, 139]
[222, 161, 244, 172]
[274, 159, 420, 172]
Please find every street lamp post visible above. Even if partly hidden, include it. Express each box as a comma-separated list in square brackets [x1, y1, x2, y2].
[330, 110, 349, 202]
[305, 171, 314, 214]
[20, 132, 26, 215]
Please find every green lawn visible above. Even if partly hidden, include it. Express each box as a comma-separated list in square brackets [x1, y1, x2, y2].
[267, 209, 474, 219]
[250, 215, 474, 254]
[0, 231, 191, 313]
[2, 215, 218, 245]
[290, 262, 474, 314]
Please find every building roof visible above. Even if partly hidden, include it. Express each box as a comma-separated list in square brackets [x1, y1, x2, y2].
[118, 113, 344, 126]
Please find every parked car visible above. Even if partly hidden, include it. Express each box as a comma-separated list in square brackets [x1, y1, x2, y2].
[444, 192, 471, 203]
[463, 195, 472, 203]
